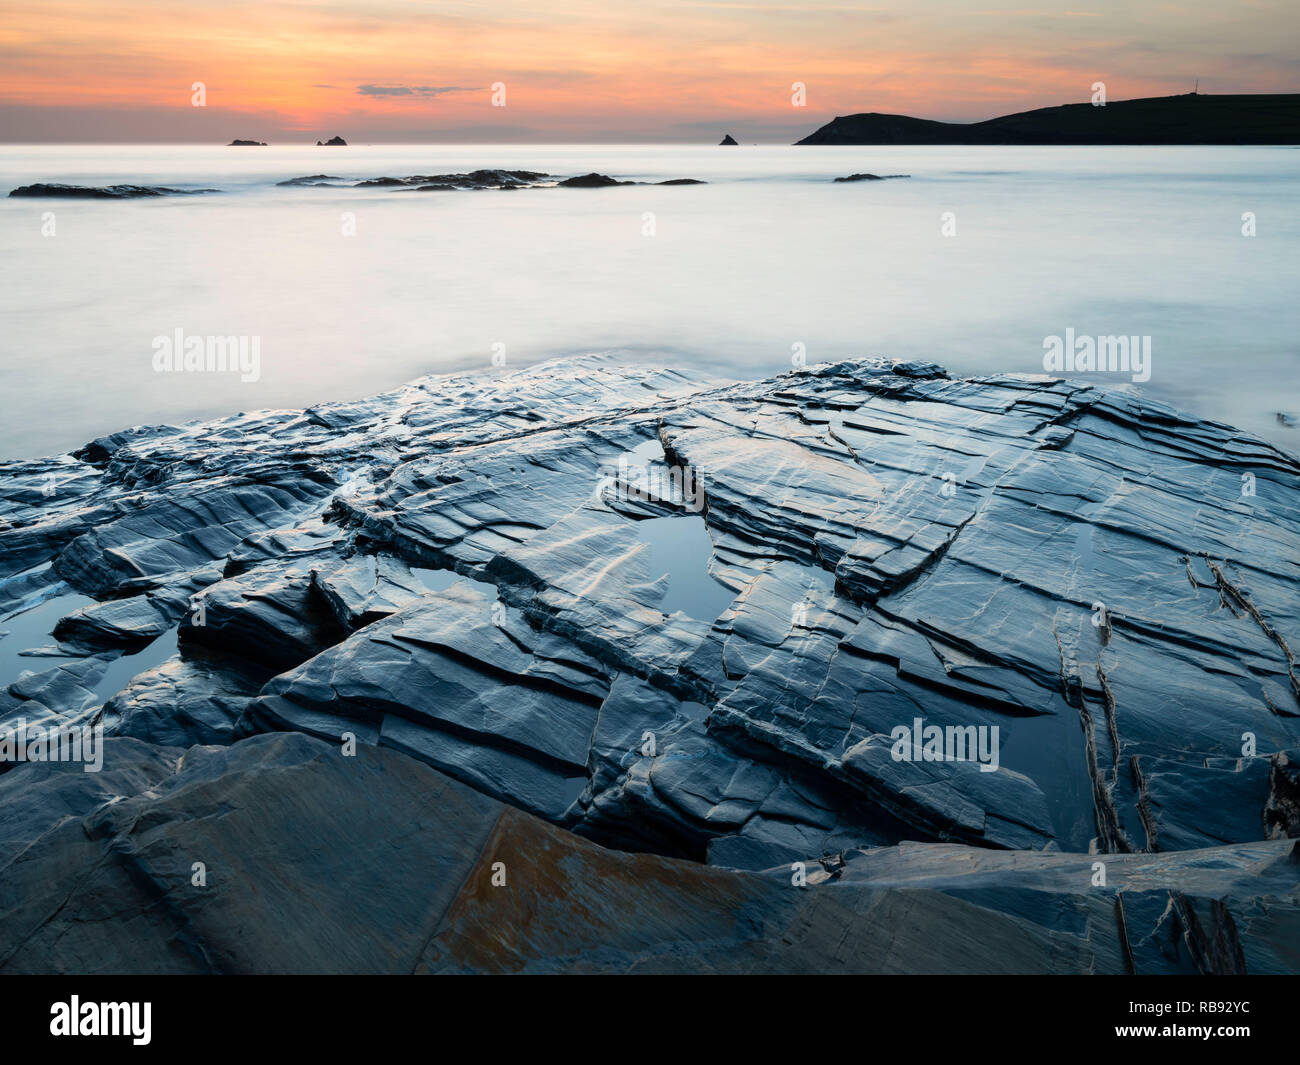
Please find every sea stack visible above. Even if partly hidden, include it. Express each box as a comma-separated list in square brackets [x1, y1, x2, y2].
[720, 133, 739, 145]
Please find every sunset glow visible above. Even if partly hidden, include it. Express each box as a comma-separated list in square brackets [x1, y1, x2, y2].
[2, 0, 1297, 141]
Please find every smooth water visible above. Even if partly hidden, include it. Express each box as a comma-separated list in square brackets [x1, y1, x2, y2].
[0, 589, 179, 709]
[1, 144, 1297, 459]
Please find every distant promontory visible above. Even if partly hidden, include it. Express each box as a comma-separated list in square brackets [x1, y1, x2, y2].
[795, 93, 1300, 145]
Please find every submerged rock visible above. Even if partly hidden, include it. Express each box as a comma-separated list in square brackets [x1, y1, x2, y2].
[1, 353, 1298, 972]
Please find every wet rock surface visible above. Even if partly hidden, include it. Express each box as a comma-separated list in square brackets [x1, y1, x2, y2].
[1, 354, 1298, 971]
[0, 732, 1294, 974]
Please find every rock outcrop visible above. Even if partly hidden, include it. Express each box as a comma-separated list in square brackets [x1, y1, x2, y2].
[275, 174, 344, 186]
[316, 135, 347, 146]
[273, 171, 704, 191]
[1, 354, 1297, 972]
[227, 139, 267, 146]
[557, 173, 706, 187]
[720, 134, 739, 145]
[8, 184, 219, 198]
[833, 172, 911, 182]
[10, 173, 706, 199]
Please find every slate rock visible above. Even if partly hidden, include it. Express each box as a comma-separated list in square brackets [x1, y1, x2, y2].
[0, 733, 1294, 974]
[2, 353, 1298, 890]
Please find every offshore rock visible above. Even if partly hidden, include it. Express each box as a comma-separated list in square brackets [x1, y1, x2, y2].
[557, 173, 706, 187]
[8, 184, 219, 198]
[276, 174, 345, 186]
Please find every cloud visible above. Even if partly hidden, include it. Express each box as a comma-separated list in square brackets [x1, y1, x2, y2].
[355, 84, 477, 97]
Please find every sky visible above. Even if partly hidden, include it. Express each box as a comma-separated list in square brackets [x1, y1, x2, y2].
[1, 0, 1297, 142]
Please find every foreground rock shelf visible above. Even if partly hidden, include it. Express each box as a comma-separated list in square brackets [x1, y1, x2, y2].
[1, 355, 1297, 972]
[0, 732, 1294, 974]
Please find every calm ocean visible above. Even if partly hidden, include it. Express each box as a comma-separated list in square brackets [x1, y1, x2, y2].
[1, 143, 1297, 458]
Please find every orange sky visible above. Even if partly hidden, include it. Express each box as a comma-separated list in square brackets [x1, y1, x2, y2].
[1, 0, 1297, 141]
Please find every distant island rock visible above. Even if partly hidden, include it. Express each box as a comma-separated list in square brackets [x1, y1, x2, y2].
[833, 173, 911, 182]
[316, 136, 348, 146]
[796, 93, 1300, 145]
[8, 183, 220, 199]
[228, 139, 267, 146]
[720, 134, 738, 145]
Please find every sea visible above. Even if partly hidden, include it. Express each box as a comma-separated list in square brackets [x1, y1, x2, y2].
[1, 143, 1297, 459]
